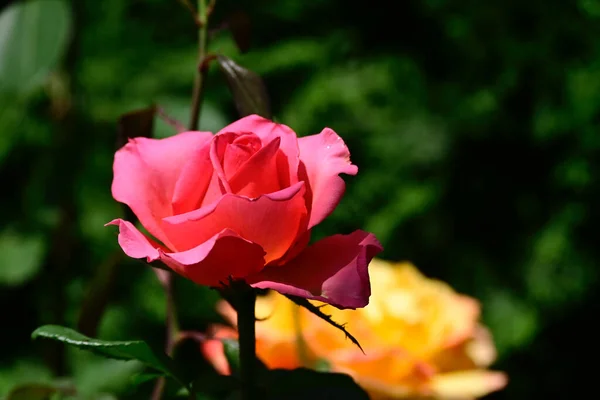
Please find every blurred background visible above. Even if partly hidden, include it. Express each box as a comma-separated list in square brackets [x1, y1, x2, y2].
[1, 0, 598, 398]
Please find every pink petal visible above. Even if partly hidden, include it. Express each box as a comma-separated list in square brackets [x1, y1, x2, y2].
[105, 219, 163, 261]
[106, 219, 265, 287]
[209, 132, 234, 193]
[248, 230, 383, 309]
[162, 182, 308, 264]
[159, 229, 266, 287]
[298, 128, 358, 229]
[171, 140, 214, 215]
[228, 136, 282, 198]
[221, 133, 262, 178]
[201, 339, 232, 376]
[217, 115, 300, 187]
[111, 131, 213, 247]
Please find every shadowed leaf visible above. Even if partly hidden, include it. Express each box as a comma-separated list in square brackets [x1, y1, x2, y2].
[116, 105, 156, 149]
[260, 368, 369, 399]
[5, 384, 57, 400]
[227, 10, 251, 53]
[217, 55, 271, 118]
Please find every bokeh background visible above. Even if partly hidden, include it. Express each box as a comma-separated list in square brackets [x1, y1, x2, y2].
[1, 0, 598, 398]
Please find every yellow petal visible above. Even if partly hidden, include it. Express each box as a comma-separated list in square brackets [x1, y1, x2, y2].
[430, 370, 508, 399]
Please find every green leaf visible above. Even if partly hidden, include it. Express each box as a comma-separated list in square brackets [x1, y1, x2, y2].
[221, 339, 240, 375]
[0, 0, 72, 94]
[0, 229, 46, 286]
[31, 325, 182, 383]
[260, 368, 369, 400]
[208, 337, 268, 377]
[217, 55, 271, 118]
[129, 371, 162, 387]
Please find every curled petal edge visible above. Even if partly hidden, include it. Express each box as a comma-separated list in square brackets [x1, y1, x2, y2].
[248, 230, 383, 309]
[106, 219, 266, 287]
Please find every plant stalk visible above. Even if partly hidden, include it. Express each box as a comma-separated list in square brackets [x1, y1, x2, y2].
[237, 287, 258, 400]
[151, 271, 180, 400]
[188, 0, 209, 131]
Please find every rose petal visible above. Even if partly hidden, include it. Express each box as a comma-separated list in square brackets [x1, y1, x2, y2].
[105, 219, 163, 261]
[222, 133, 262, 178]
[159, 229, 266, 286]
[162, 182, 307, 263]
[201, 339, 232, 375]
[209, 132, 234, 194]
[217, 115, 300, 187]
[107, 219, 266, 287]
[274, 230, 311, 266]
[228, 136, 282, 197]
[298, 128, 358, 229]
[248, 230, 383, 309]
[466, 326, 498, 368]
[171, 140, 214, 214]
[430, 370, 508, 399]
[111, 131, 213, 247]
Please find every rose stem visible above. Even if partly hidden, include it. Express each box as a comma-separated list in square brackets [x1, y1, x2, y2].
[188, 0, 210, 131]
[236, 285, 258, 400]
[150, 270, 182, 400]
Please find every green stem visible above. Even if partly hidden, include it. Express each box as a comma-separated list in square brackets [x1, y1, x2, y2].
[237, 287, 257, 400]
[151, 273, 180, 400]
[188, 0, 209, 130]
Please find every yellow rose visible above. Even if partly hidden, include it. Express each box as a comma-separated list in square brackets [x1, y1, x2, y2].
[202, 259, 507, 399]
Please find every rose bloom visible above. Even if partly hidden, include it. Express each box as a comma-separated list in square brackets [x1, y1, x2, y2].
[107, 115, 381, 309]
[203, 259, 508, 399]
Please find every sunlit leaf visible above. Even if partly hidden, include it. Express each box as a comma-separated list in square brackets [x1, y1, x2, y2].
[217, 55, 271, 118]
[0, 0, 72, 94]
[32, 325, 182, 382]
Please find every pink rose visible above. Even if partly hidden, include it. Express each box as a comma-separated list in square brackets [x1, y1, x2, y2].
[107, 115, 382, 309]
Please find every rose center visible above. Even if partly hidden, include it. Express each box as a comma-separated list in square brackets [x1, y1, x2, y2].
[222, 133, 262, 178]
